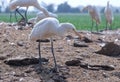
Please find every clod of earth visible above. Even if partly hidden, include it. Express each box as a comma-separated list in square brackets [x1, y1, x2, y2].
[81, 36, 93, 43]
[65, 59, 81, 66]
[2, 38, 9, 43]
[65, 59, 115, 71]
[66, 35, 74, 39]
[96, 42, 120, 56]
[80, 63, 115, 71]
[0, 56, 6, 60]
[4, 57, 49, 66]
[73, 42, 88, 47]
[17, 41, 25, 46]
[36, 39, 50, 42]
[111, 72, 120, 79]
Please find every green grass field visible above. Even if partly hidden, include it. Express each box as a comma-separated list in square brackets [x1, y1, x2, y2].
[0, 13, 120, 31]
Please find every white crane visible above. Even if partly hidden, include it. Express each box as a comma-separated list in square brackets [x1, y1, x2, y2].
[28, 12, 58, 26]
[104, 1, 114, 30]
[29, 17, 82, 72]
[9, 0, 49, 24]
[36, 12, 58, 22]
[82, 5, 101, 32]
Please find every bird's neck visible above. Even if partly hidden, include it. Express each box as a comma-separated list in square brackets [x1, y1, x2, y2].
[107, 2, 110, 8]
[57, 26, 66, 38]
[35, 3, 49, 17]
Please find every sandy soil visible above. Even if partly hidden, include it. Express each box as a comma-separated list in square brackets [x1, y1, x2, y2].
[0, 22, 120, 82]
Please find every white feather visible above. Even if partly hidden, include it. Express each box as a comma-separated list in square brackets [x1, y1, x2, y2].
[29, 17, 80, 41]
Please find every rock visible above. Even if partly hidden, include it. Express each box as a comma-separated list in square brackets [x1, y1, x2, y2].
[102, 72, 110, 78]
[17, 41, 24, 46]
[36, 39, 56, 43]
[65, 59, 81, 66]
[73, 42, 88, 47]
[96, 42, 120, 56]
[81, 37, 93, 43]
[0, 56, 6, 60]
[66, 35, 74, 39]
[80, 63, 115, 71]
[2, 38, 9, 42]
[36, 39, 50, 42]
[111, 72, 120, 79]
[4, 57, 49, 66]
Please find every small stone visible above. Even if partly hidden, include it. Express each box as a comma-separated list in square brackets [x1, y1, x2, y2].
[0, 56, 6, 60]
[2, 38, 9, 42]
[103, 72, 109, 78]
[17, 41, 24, 46]
[19, 78, 24, 82]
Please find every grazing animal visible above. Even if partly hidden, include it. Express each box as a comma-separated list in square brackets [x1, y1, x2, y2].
[9, 0, 49, 23]
[82, 5, 101, 32]
[29, 17, 82, 72]
[104, 1, 114, 30]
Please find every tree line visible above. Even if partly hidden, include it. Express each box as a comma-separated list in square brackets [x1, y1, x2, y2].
[0, 1, 120, 13]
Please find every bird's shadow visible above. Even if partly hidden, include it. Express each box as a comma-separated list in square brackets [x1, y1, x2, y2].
[33, 64, 69, 82]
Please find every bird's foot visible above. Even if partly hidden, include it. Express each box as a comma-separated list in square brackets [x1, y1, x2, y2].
[50, 67, 59, 73]
[35, 62, 43, 73]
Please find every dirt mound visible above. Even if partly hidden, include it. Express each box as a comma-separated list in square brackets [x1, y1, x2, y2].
[96, 42, 120, 56]
[0, 23, 120, 82]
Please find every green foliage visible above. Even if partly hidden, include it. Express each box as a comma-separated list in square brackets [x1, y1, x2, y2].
[58, 13, 120, 31]
[0, 13, 36, 23]
[0, 13, 120, 31]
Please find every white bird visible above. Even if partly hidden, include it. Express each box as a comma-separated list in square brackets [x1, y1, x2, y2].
[36, 12, 58, 22]
[82, 5, 101, 32]
[28, 12, 58, 26]
[104, 1, 114, 30]
[9, 0, 49, 23]
[29, 17, 82, 72]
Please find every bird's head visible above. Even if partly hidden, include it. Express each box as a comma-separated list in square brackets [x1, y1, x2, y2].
[82, 5, 93, 12]
[9, 2, 17, 11]
[59, 23, 82, 39]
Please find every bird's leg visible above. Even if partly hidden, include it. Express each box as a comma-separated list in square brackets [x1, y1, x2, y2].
[25, 7, 28, 24]
[96, 23, 98, 32]
[38, 41, 42, 67]
[91, 19, 94, 32]
[106, 21, 108, 30]
[35, 40, 43, 73]
[9, 12, 12, 22]
[16, 8, 25, 20]
[50, 38, 58, 72]
[110, 23, 112, 30]
[110, 24, 112, 30]
[15, 10, 18, 22]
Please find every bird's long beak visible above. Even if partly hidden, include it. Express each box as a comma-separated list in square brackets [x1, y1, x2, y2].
[73, 29, 82, 39]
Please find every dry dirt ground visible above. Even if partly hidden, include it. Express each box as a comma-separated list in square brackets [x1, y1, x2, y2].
[0, 22, 120, 82]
